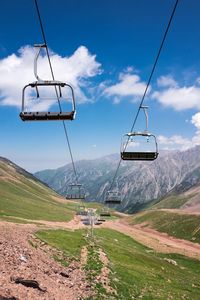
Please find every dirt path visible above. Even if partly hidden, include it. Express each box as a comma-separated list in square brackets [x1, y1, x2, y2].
[0, 221, 92, 300]
[102, 219, 200, 260]
[1, 212, 200, 299]
[7, 213, 200, 261]
[4, 215, 85, 230]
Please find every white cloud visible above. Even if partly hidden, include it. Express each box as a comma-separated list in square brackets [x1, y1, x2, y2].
[157, 75, 178, 88]
[158, 112, 200, 151]
[152, 75, 200, 111]
[104, 71, 148, 103]
[0, 45, 101, 110]
[191, 112, 200, 131]
[158, 134, 192, 150]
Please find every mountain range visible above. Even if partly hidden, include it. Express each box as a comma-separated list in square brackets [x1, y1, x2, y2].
[35, 145, 200, 212]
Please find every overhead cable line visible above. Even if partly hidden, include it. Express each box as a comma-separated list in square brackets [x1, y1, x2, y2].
[34, 0, 78, 184]
[109, 0, 179, 191]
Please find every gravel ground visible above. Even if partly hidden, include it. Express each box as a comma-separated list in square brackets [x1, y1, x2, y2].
[0, 222, 93, 300]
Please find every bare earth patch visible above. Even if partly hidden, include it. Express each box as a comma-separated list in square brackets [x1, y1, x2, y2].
[102, 219, 200, 260]
[0, 222, 93, 300]
[1, 211, 200, 299]
[97, 249, 116, 296]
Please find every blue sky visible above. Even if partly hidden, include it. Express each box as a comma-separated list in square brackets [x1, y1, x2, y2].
[1, 0, 200, 172]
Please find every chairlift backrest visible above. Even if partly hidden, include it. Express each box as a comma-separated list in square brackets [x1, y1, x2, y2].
[121, 132, 158, 161]
[66, 183, 86, 200]
[20, 44, 76, 122]
[104, 190, 122, 204]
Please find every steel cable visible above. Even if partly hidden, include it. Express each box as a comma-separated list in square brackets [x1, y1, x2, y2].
[34, 0, 78, 184]
[109, 0, 179, 192]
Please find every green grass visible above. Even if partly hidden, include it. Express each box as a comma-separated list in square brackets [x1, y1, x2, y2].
[35, 228, 200, 300]
[0, 180, 77, 222]
[95, 228, 200, 300]
[130, 210, 200, 243]
[84, 243, 107, 297]
[0, 215, 42, 224]
[152, 195, 191, 209]
[36, 229, 87, 260]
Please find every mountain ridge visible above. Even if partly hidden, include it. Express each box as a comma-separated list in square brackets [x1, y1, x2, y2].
[35, 145, 200, 212]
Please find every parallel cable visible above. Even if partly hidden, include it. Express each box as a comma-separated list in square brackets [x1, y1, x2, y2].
[34, 0, 78, 184]
[109, 0, 179, 191]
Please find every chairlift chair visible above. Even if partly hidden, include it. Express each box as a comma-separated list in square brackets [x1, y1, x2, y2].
[99, 208, 111, 217]
[66, 183, 86, 200]
[20, 44, 76, 121]
[76, 204, 87, 216]
[121, 132, 158, 161]
[121, 106, 158, 161]
[104, 190, 122, 205]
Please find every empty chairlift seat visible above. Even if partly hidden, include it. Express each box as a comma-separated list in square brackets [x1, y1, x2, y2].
[100, 208, 111, 217]
[19, 44, 76, 122]
[104, 190, 122, 205]
[121, 132, 158, 161]
[66, 184, 86, 200]
[20, 81, 76, 121]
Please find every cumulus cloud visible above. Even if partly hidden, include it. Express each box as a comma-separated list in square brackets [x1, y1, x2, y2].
[157, 75, 178, 88]
[158, 112, 200, 151]
[157, 134, 192, 150]
[191, 112, 200, 131]
[0, 45, 101, 110]
[152, 75, 200, 111]
[104, 71, 148, 103]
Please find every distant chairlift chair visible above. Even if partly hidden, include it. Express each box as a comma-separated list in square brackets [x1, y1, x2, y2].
[99, 208, 111, 217]
[121, 106, 158, 161]
[20, 44, 76, 121]
[104, 190, 122, 205]
[66, 183, 86, 200]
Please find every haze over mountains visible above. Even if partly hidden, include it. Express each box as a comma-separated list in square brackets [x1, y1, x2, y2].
[35, 145, 200, 212]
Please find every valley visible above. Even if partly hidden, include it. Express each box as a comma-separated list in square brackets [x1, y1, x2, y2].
[0, 156, 200, 299]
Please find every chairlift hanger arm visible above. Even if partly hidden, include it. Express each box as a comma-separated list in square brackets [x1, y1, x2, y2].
[34, 44, 46, 81]
[140, 105, 149, 132]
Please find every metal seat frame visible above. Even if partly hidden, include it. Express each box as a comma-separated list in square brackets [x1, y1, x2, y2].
[121, 106, 158, 161]
[121, 132, 158, 161]
[20, 44, 76, 122]
[66, 183, 86, 200]
[104, 190, 122, 205]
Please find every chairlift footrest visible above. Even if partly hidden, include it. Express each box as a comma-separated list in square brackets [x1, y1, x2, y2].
[20, 111, 75, 121]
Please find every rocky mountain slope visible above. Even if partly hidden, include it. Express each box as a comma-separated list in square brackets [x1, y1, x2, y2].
[153, 181, 200, 212]
[35, 146, 200, 212]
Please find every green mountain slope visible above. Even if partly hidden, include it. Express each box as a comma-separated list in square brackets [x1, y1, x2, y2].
[0, 157, 76, 222]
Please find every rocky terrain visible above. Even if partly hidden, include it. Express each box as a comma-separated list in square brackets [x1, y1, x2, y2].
[1, 212, 200, 299]
[0, 222, 93, 300]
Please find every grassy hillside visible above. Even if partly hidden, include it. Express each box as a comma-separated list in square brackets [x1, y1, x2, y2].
[152, 182, 200, 211]
[130, 210, 200, 243]
[36, 228, 200, 299]
[0, 158, 77, 222]
[152, 195, 190, 209]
